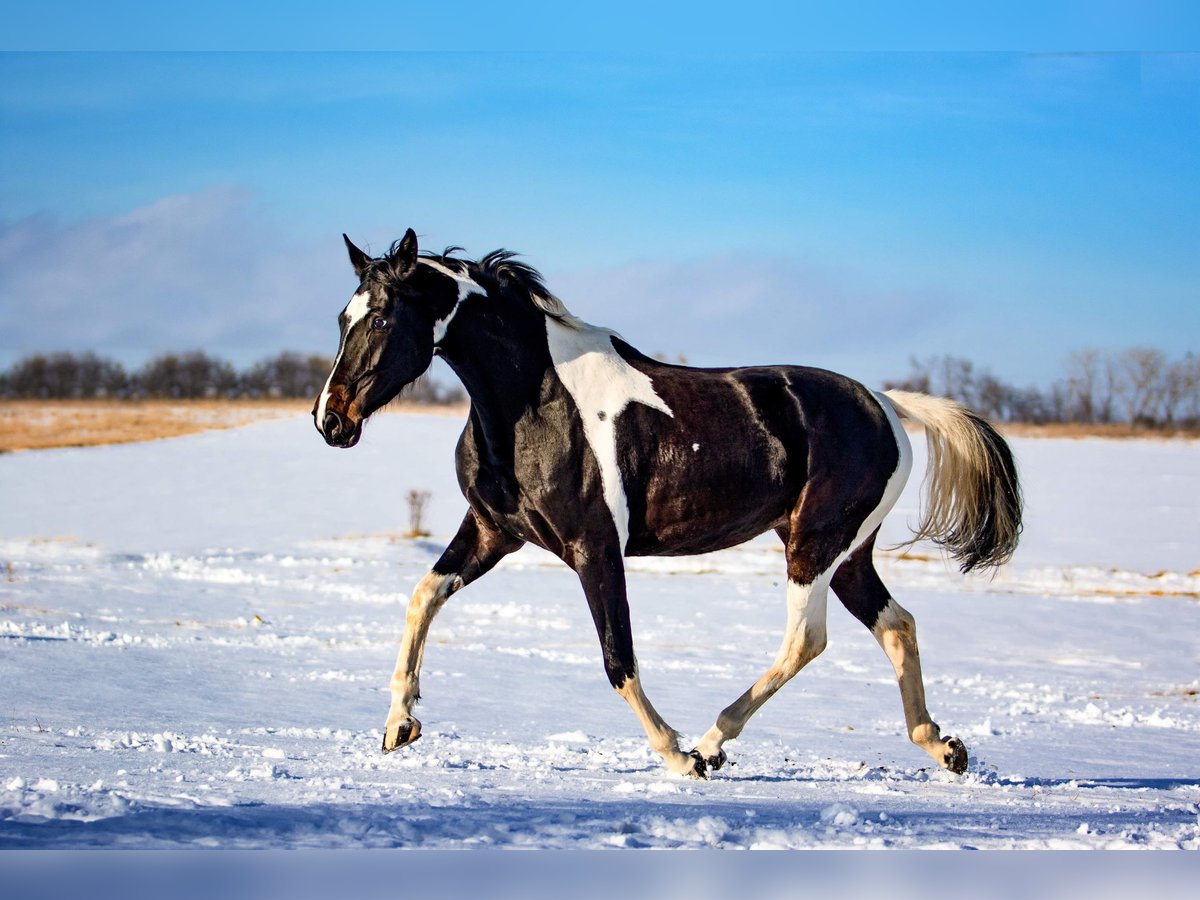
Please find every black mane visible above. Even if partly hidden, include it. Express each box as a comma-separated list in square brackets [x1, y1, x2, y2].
[368, 241, 557, 307]
[474, 249, 556, 301]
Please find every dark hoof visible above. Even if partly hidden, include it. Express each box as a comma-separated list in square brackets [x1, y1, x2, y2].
[942, 736, 968, 774]
[703, 748, 728, 772]
[382, 718, 422, 753]
[687, 749, 709, 779]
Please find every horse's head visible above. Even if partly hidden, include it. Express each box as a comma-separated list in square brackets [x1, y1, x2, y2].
[314, 229, 458, 448]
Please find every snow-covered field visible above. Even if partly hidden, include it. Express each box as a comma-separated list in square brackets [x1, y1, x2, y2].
[2, 412, 1198, 849]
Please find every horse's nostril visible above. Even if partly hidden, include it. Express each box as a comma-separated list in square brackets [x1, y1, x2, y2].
[323, 411, 343, 440]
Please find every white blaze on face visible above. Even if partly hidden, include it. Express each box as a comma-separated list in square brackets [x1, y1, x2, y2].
[419, 259, 484, 344]
[316, 290, 373, 425]
[545, 318, 673, 552]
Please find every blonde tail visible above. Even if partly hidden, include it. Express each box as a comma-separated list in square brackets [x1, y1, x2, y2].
[881, 390, 1023, 573]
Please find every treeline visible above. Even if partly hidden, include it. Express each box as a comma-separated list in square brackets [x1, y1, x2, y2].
[0, 351, 466, 404]
[884, 348, 1200, 429]
[4, 347, 1195, 426]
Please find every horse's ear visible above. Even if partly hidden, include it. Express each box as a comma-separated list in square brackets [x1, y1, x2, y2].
[343, 234, 373, 279]
[387, 228, 419, 281]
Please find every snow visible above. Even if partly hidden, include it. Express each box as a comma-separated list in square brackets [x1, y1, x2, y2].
[1, 413, 1198, 849]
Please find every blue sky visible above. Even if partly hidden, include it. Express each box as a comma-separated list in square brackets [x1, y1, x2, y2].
[1, 49, 1197, 388]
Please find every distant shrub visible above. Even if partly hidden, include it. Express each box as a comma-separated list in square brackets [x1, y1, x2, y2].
[0, 352, 129, 399]
[884, 348, 1197, 428]
[397, 373, 466, 406]
[4, 346, 1187, 425]
[134, 352, 239, 399]
[0, 349, 463, 405]
[240, 352, 332, 399]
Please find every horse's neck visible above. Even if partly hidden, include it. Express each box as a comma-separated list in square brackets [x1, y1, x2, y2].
[440, 309, 554, 430]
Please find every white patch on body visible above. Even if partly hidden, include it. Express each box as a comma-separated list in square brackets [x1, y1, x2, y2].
[795, 393, 912, 574]
[420, 259, 485, 345]
[865, 391, 915, 550]
[692, 443, 700, 452]
[771, 394, 912, 580]
[545, 318, 673, 552]
[316, 290, 373, 425]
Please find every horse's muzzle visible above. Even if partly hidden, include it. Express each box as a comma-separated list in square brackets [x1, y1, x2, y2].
[317, 409, 362, 448]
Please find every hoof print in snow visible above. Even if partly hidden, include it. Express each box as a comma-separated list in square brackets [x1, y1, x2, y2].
[942, 737, 968, 774]
[382, 718, 422, 753]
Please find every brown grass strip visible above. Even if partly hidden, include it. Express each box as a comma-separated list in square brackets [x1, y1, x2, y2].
[998, 422, 1200, 440]
[0, 400, 306, 452]
[0, 399, 471, 453]
[6, 398, 1195, 453]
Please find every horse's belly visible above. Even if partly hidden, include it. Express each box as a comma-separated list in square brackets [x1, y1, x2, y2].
[624, 490, 791, 557]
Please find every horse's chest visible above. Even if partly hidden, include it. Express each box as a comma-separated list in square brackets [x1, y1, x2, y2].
[544, 321, 674, 552]
[455, 409, 603, 547]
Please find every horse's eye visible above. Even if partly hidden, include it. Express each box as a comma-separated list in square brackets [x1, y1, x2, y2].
[370, 315, 388, 331]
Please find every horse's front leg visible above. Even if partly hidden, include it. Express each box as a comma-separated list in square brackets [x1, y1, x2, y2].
[383, 509, 523, 753]
[572, 543, 705, 778]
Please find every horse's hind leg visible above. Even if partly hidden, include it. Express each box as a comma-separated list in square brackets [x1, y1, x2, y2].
[831, 534, 968, 773]
[382, 509, 523, 753]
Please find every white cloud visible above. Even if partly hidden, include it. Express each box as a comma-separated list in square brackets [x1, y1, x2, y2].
[0, 188, 950, 387]
[547, 254, 949, 383]
[0, 187, 350, 366]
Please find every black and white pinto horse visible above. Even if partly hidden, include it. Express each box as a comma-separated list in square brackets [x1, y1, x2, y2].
[315, 230, 1022, 778]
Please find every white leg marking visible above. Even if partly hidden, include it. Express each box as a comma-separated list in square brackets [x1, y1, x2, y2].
[615, 674, 697, 776]
[694, 574, 830, 758]
[545, 318, 673, 551]
[383, 570, 460, 750]
[872, 596, 958, 765]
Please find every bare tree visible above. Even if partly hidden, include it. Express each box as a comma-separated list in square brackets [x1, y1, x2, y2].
[135, 352, 239, 399]
[1099, 351, 1121, 423]
[1064, 348, 1101, 423]
[882, 356, 931, 394]
[934, 356, 977, 407]
[241, 352, 332, 399]
[0, 352, 128, 399]
[1165, 353, 1200, 427]
[1116, 347, 1168, 427]
[405, 490, 432, 538]
[397, 373, 466, 406]
[975, 373, 1012, 422]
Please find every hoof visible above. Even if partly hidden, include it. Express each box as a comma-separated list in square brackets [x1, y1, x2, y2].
[942, 736, 968, 774]
[382, 717, 422, 753]
[686, 749, 709, 779]
[693, 747, 727, 772]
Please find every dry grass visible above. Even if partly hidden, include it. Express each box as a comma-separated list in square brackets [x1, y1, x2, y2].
[4, 398, 1195, 453]
[998, 422, 1200, 440]
[0, 399, 469, 453]
[898, 420, 1199, 441]
[0, 399, 307, 452]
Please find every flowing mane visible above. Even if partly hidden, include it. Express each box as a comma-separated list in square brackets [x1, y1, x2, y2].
[367, 241, 585, 329]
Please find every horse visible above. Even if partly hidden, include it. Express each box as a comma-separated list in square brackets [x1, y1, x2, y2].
[314, 229, 1022, 778]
